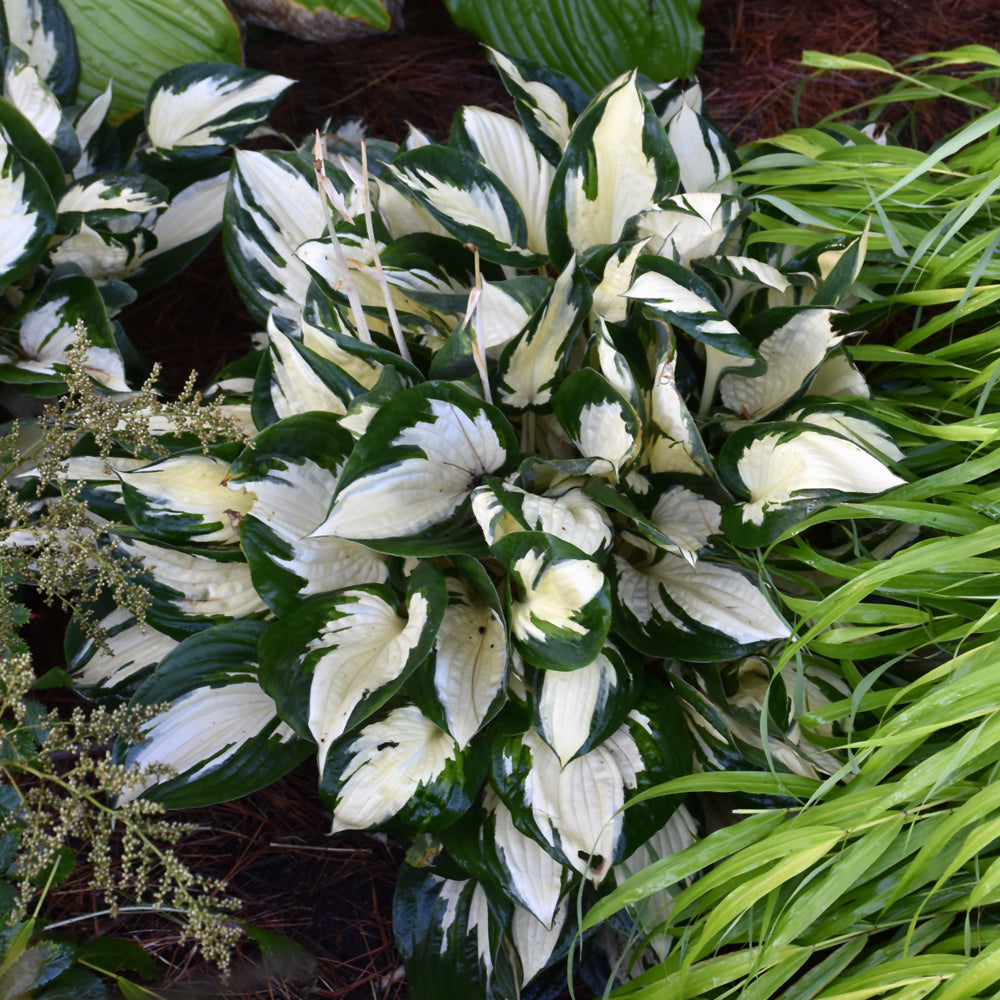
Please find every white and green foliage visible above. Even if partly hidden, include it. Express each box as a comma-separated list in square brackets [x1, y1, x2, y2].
[67, 53, 916, 997]
[0, 0, 292, 401]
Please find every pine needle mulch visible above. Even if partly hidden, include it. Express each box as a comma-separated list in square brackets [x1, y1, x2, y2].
[68, 1, 1000, 997]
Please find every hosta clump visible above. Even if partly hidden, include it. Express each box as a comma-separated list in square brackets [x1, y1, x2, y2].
[66, 53, 908, 996]
[0, 0, 292, 403]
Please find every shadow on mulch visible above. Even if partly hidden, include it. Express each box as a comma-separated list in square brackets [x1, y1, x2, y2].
[53, 1, 1000, 997]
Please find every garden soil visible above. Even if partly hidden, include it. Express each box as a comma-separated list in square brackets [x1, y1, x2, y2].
[46, 1, 1000, 997]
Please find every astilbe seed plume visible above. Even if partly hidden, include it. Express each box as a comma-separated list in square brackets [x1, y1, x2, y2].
[0, 328, 252, 968]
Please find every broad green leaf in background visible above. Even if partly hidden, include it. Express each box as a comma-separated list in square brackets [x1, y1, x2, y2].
[58, 0, 242, 123]
[442, 0, 703, 95]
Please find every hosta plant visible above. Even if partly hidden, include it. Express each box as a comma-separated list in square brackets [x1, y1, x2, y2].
[64, 53, 912, 996]
[0, 0, 292, 404]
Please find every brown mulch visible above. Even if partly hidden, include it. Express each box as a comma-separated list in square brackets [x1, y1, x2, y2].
[59, 1, 1000, 997]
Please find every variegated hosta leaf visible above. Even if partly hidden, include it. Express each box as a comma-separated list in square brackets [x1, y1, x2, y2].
[521, 901, 585, 992]
[471, 275, 550, 357]
[67, 606, 178, 691]
[57, 172, 169, 221]
[530, 641, 641, 765]
[547, 73, 677, 267]
[720, 308, 844, 421]
[493, 531, 610, 671]
[491, 697, 690, 884]
[638, 192, 745, 266]
[451, 106, 554, 257]
[664, 97, 737, 195]
[319, 703, 486, 833]
[258, 565, 445, 773]
[224, 148, 324, 324]
[627, 256, 750, 357]
[143, 63, 293, 160]
[472, 480, 614, 557]
[790, 404, 904, 462]
[804, 349, 870, 400]
[314, 382, 518, 553]
[1, 0, 79, 105]
[0, 270, 128, 390]
[472, 787, 571, 929]
[672, 659, 848, 781]
[0, 128, 56, 285]
[552, 368, 642, 478]
[590, 244, 646, 324]
[613, 542, 790, 660]
[390, 145, 543, 267]
[645, 330, 713, 476]
[122, 537, 266, 636]
[429, 574, 508, 749]
[71, 83, 112, 178]
[720, 422, 906, 543]
[122, 171, 230, 292]
[394, 866, 519, 1000]
[228, 413, 386, 616]
[495, 256, 591, 410]
[119, 621, 310, 808]
[647, 485, 722, 564]
[119, 453, 253, 546]
[47, 172, 230, 290]
[256, 321, 361, 422]
[3, 48, 71, 152]
[487, 48, 589, 166]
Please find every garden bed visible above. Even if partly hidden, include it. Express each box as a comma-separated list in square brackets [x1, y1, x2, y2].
[26, 1, 1000, 998]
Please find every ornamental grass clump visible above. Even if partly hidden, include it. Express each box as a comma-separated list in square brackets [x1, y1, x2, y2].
[59, 52, 916, 996]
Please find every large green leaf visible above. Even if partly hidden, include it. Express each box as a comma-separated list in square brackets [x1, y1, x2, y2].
[441, 0, 703, 95]
[58, 0, 242, 123]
